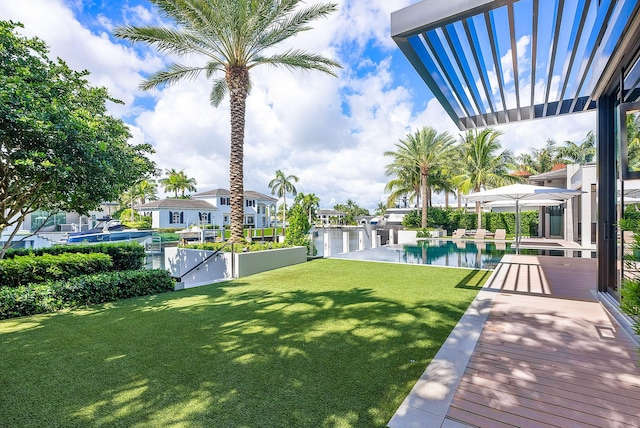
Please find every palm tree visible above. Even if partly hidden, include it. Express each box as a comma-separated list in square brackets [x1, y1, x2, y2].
[455, 128, 519, 228]
[159, 169, 196, 197]
[375, 202, 388, 216]
[115, 0, 340, 242]
[121, 178, 159, 221]
[384, 163, 420, 209]
[516, 139, 563, 175]
[296, 192, 320, 224]
[384, 126, 455, 228]
[558, 131, 596, 165]
[268, 170, 299, 235]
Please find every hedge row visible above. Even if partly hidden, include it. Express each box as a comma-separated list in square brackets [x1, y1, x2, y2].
[4, 242, 146, 270]
[402, 207, 539, 236]
[0, 269, 174, 320]
[184, 241, 291, 252]
[0, 253, 113, 288]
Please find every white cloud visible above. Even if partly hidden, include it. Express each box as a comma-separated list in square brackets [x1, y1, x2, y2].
[0, 0, 597, 211]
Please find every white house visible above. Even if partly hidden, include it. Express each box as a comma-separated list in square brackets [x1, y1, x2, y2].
[317, 209, 345, 225]
[137, 189, 277, 229]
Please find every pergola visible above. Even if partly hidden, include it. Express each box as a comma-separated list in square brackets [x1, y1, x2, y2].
[391, 0, 640, 295]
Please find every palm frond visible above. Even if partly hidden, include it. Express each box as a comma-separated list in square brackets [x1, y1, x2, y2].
[251, 50, 341, 76]
[209, 78, 228, 107]
[140, 63, 208, 90]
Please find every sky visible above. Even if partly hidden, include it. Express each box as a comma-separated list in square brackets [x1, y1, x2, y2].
[1, 0, 595, 211]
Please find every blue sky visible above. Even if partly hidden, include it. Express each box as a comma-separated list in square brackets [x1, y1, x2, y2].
[1, 0, 594, 210]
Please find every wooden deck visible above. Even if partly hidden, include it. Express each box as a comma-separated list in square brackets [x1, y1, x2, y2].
[389, 255, 640, 428]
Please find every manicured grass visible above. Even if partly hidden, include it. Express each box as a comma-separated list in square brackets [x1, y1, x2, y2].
[0, 259, 489, 427]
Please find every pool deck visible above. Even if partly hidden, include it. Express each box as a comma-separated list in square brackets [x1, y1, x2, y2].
[388, 254, 640, 428]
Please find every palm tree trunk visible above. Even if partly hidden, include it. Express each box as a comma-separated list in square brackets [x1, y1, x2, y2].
[421, 170, 428, 228]
[445, 192, 449, 208]
[283, 194, 287, 236]
[227, 66, 249, 243]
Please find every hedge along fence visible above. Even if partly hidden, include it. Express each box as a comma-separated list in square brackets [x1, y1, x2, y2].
[0, 253, 113, 288]
[0, 269, 174, 320]
[3, 242, 146, 271]
[403, 208, 539, 236]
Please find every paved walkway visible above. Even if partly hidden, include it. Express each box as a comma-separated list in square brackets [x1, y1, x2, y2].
[388, 255, 640, 428]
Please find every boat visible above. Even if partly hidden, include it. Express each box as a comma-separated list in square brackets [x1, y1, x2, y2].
[64, 218, 154, 244]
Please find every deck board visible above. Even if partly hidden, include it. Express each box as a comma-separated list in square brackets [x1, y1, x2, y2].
[389, 254, 640, 428]
[445, 256, 640, 428]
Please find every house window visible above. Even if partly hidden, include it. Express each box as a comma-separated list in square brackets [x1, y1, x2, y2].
[245, 215, 255, 225]
[223, 215, 230, 224]
[220, 197, 230, 205]
[169, 211, 184, 224]
[245, 199, 256, 208]
[199, 212, 211, 223]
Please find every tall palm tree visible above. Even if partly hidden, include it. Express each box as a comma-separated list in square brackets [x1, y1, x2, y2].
[159, 168, 196, 197]
[558, 131, 596, 165]
[296, 192, 320, 224]
[159, 168, 181, 197]
[384, 126, 455, 228]
[268, 170, 299, 235]
[455, 128, 519, 228]
[115, 0, 340, 242]
[384, 163, 420, 208]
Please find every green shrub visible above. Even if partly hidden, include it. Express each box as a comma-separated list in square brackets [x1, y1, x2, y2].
[0, 269, 174, 319]
[4, 242, 145, 270]
[0, 253, 113, 288]
[184, 241, 291, 252]
[402, 207, 538, 236]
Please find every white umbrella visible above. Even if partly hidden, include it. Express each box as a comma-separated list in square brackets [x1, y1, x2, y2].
[464, 184, 584, 252]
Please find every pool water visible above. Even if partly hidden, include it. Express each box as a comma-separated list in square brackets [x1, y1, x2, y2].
[331, 240, 595, 269]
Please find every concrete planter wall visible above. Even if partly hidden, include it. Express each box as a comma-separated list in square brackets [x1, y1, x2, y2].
[397, 230, 417, 244]
[165, 246, 307, 289]
[234, 246, 307, 277]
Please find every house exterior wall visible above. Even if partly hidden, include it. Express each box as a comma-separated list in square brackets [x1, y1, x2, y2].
[148, 209, 215, 229]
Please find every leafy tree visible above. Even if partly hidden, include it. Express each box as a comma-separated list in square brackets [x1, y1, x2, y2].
[268, 170, 299, 235]
[454, 128, 519, 228]
[115, 0, 340, 242]
[384, 127, 455, 228]
[285, 203, 311, 247]
[334, 199, 369, 225]
[626, 114, 640, 171]
[558, 131, 596, 165]
[159, 168, 197, 198]
[0, 21, 155, 259]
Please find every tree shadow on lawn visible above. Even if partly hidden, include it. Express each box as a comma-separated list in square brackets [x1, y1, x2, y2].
[0, 276, 482, 427]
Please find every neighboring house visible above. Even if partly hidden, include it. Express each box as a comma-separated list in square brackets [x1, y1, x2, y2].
[136, 198, 216, 229]
[317, 209, 345, 225]
[192, 189, 276, 229]
[137, 189, 277, 229]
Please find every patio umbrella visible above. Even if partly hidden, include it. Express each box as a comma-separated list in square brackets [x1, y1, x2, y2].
[464, 184, 584, 253]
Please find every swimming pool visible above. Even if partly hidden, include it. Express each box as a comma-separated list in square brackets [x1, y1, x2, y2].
[331, 240, 595, 269]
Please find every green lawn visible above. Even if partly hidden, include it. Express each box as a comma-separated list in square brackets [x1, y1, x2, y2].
[0, 259, 489, 427]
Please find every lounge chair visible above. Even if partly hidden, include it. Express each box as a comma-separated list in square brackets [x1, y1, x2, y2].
[452, 228, 466, 239]
[473, 229, 487, 239]
[494, 229, 506, 240]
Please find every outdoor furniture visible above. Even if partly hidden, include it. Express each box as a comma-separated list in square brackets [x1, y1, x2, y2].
[452, 228, 466, 239]
[494, 229, 506, 240]
[473, 229, 487, 239]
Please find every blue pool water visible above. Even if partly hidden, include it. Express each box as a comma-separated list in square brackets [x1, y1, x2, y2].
[331, 240, 595, 269]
